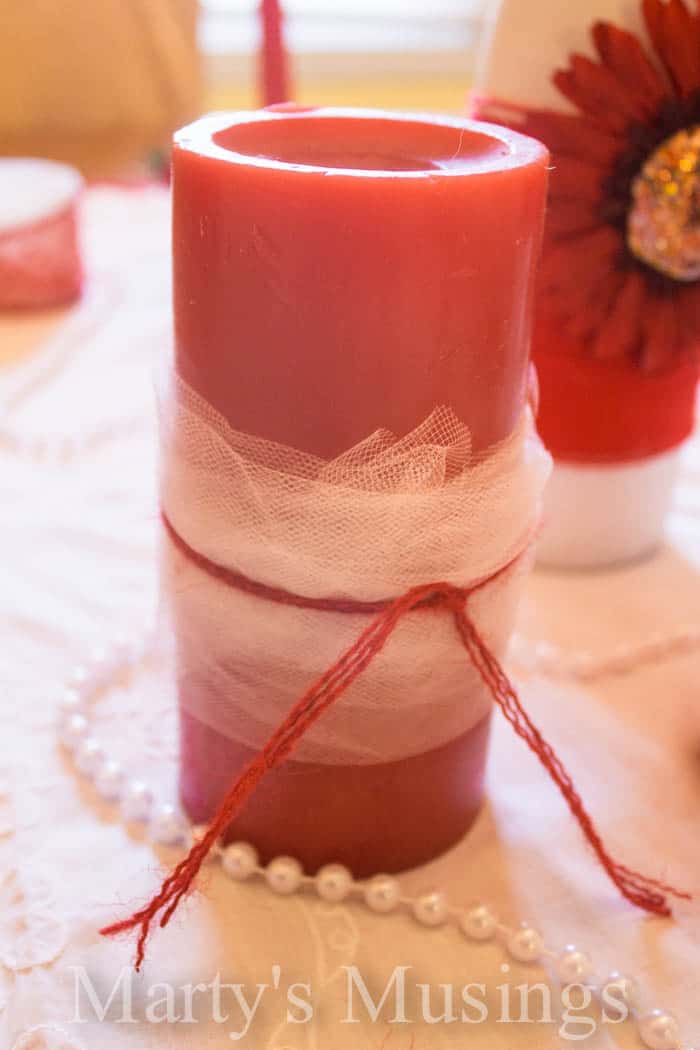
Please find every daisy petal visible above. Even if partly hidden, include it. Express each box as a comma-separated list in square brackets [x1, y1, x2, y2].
[563, 266, 625, 342]
[675, 283, 700, 353]
[546, 199, 600, 238]
[664, 0, 700, 96]
[643, 0, 700, 97]
[538, 228, 614, 288]
[549, 155, 606, 203]
[554, 56, 644, 131]
[539, 228, 622, 327]
[591, 269, 645, 359]
[472, 99, 621, 165]
[591, 21, 668, 116]
[641, 294, 679, 371]
[644, 0, 671, 83]
[519, 109, 620, 165]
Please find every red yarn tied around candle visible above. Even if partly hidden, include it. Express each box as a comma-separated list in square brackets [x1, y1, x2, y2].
[101, 513, 689, 970]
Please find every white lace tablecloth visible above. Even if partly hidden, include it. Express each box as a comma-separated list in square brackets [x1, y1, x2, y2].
[0, 186, 698, 1050]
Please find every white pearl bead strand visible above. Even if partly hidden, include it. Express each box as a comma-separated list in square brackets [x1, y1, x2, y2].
[512, 625, 700, 683]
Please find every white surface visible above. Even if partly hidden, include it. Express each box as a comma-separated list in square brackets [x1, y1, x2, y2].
[538, 450, 683, 569]
[0, 159, 82, 234]
[0, 186, 698, 1048]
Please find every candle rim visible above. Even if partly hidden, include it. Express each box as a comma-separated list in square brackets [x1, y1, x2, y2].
[174, 107, 547, 180]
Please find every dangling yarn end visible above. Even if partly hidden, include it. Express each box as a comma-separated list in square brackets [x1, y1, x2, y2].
[450, 603, 690, 917]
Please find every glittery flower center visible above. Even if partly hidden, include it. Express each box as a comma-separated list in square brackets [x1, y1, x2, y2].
[627, 126, 700, 282]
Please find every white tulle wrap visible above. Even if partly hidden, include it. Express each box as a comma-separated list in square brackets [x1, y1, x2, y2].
[160, 375, 551, 765]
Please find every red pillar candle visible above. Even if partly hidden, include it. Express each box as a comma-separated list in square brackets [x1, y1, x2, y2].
[171, 108, 548, 874]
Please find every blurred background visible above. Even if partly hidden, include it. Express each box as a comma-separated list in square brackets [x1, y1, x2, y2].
[0, 0, 488, 178]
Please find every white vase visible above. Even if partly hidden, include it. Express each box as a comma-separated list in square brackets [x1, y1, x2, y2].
[537, 450, 682, 569]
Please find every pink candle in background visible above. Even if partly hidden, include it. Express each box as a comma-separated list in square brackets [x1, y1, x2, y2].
[171, 108, 548, 874]
[0, 158, 83, 310]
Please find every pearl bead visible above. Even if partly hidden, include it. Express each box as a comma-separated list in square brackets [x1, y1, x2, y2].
[638, 1009, 681, 1050]
[266, 856, 304, 895]
[60, 713, 89, 752]
[315, 864, 353, 902]
[507, 923, 545, 963]
[75, 738, 106, 778]
[120, 780, 154, 822]
[70, 650, 113, 697]
[412, 891, 449, 927]
[57, 689, 83, 719]
[364, 875, 401, 914]
[459, 905, 497, 941]
[555, 945, 594, 984]
[222, 842, 259, 881]
[150, 803, 187, 846]
[94, 760, 125, 802]
[603, 971, 638, 1009]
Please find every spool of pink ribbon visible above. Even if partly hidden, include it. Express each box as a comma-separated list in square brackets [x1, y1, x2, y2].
[0, 158, 83, 310]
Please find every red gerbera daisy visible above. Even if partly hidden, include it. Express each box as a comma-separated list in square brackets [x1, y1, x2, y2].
[475, 0, 700, 373]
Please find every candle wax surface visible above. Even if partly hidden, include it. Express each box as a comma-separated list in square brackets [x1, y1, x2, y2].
[181, 710, 492, 875]
[173, 107, 548, 457]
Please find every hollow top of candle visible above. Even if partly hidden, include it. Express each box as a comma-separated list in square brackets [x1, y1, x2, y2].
[174, 107, 546, 179]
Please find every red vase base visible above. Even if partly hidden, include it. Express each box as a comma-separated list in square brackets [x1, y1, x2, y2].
[179, 710, 491, 877]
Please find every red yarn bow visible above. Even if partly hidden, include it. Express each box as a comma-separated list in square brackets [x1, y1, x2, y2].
[101, 513, 689, 970]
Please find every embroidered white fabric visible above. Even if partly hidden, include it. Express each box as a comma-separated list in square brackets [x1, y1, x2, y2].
[160, 375, 551, 764]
